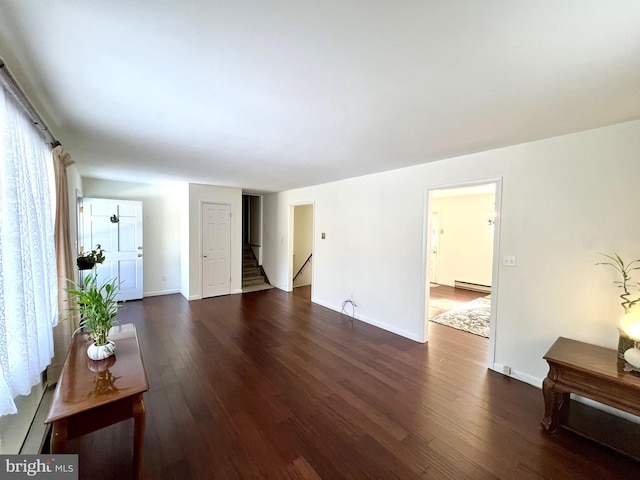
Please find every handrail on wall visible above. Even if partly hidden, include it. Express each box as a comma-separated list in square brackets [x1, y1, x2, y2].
[293, 253, 312, 282]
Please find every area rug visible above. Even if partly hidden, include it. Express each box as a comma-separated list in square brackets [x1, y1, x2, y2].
[429, 296, 491, 337]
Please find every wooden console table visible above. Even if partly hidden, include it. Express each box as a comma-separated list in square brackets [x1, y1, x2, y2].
[542, 337, 640, 437]
[46, 323, 149, 479]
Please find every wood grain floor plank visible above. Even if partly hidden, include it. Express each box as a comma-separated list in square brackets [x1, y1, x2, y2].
[61, 288, 640, 479]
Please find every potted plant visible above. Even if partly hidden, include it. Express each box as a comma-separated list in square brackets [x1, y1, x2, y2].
[67, 269, 122, 360]
[597, 252, 640, 358]
[76, 244, 106, 270]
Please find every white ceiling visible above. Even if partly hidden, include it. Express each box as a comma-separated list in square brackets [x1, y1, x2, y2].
[1, 1, 639, 193]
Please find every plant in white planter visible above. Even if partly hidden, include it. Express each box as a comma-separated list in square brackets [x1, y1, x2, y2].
[67, 269, 122, 360]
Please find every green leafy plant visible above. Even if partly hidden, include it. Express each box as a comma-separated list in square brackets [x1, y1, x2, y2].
[597, 253, 640, 314]
[66, 269, 121, 346]
[78, 244, 106, 264]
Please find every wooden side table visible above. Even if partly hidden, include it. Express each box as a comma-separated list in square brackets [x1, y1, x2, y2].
[45, 323, 149, 479]
[542, 336, 640, 434]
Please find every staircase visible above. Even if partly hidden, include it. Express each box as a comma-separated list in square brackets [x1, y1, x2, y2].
[242, 243, 269, 290]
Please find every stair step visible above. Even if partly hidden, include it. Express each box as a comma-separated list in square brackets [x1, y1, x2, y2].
[243, 267, 261, 277]
[242, 275, 266, 287]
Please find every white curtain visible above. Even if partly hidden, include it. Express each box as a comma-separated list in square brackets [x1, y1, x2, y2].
[0, 84, 58, 416]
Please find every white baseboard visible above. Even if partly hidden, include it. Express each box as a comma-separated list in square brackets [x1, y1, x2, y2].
[491, 363, 640, 425]
[572, 395, 640, 425]
[143, 289, 180, 297]
[491, 363, 543, 388]
[311, 298, 422, 342]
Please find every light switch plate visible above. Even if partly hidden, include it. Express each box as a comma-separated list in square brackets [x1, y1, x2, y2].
[502, 255, 517, 267]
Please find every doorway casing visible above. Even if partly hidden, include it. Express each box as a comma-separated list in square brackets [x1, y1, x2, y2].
[287, 202, 315, 295]
[421, 177, 503, 370]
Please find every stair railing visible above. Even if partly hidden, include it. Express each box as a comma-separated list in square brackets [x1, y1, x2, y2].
[293, 253, 312, 282]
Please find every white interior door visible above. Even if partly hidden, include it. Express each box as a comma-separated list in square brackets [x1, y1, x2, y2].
[202, 203, 231, 298]
[82, 198, 143, 301]
[429, 211, 440, 284]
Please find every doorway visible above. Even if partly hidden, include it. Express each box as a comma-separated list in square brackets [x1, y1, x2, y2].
[80, 197, 143, 301]
[289, 203, 314, 294]
[202, 203, 231, 298]
[423, 179, 502, 368]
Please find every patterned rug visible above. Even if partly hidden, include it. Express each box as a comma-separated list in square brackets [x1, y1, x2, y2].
[429, 296, 491, 337]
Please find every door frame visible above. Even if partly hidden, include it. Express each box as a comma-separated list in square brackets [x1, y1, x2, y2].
[429, 210, 440, 284]
[201, 201, 232, 299]
[80, 197, 144, 301]
[421, 177, 502, 370]
[287, 201, 315, 295]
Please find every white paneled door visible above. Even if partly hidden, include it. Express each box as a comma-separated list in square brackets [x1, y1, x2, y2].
[202, 203, 231, 298]
[81, 198, 143, 301]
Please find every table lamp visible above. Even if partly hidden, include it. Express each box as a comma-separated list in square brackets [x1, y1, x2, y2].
[621, 308, 640, 368]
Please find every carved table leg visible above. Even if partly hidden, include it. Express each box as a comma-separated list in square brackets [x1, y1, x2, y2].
[132, 395, 146, 480]
[50, 418, 68, 453]
[541, 377, 569, 433]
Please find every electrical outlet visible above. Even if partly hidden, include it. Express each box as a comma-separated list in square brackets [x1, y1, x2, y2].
[502, 365, 512, 375]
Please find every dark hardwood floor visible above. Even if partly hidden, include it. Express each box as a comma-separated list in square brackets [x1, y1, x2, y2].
[64, 287, 639, 479]
[429, 284, 485, 318]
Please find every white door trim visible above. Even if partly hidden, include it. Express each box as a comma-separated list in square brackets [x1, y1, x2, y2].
[287, 201, 315, 297]
[81, 197, 144, 301]
[421, 177, 502, 371]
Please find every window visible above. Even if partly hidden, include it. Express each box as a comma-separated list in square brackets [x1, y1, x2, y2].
[0, 79, 58, 418]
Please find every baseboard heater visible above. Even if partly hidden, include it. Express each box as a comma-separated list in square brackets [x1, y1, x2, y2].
[454, 280, 491, 293]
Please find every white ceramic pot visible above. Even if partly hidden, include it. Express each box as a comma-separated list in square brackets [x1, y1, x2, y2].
[87, 341, 116, 361]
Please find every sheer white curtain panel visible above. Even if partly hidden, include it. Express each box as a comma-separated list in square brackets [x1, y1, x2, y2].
[0, 86, 58, 416]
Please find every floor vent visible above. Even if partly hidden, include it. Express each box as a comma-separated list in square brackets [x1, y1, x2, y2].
[454, 280, 491, 293]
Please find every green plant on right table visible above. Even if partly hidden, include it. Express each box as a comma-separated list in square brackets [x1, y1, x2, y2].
[597, 252, 640, 314]
[596, 253, 640, 315]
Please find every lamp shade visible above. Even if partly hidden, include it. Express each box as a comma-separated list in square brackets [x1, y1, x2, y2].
[621, 307, 640, 341]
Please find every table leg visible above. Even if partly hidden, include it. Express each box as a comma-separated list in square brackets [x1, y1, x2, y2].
[541, 377, 569, 433]
[132, 395, 146, 480]
[50, 419, 68, 453]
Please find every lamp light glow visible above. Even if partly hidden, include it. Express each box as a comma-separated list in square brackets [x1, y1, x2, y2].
[621, 308, 640, 340]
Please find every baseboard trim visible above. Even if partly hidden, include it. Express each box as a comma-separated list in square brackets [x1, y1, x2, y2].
[491, 363, 542, 388]
[144, 289, 180, 297]
[20, 386, 54, 454]
[312, 298, 422, 343]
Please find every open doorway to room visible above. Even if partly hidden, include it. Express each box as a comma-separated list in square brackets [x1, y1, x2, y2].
[290, 203, 314, 300]
[424, 179, 501, 368]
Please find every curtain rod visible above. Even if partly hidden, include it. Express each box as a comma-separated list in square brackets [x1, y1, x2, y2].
[0, 58, 59, 147]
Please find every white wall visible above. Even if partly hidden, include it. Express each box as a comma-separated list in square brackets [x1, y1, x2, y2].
[431, 193, 495, 287]
[187, 183, 243, 299]
[263, 119, 640, 387]
[82, 178, 183, 297]
[293, 204, 313, 287]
